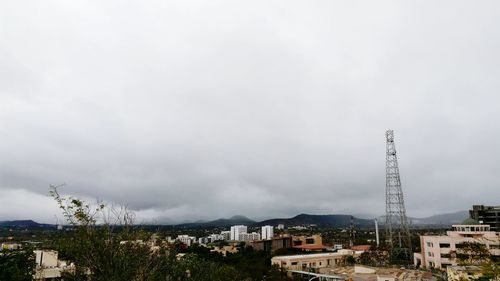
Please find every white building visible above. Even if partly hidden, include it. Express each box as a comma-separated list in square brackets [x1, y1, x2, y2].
[277, 224, 285, 230]
[230, 225, 247, 241]
[176, 235, 196, 246]
[221, 231, 231, 241]
[240, 232, 260, 242]
[33, 250, 76, 280]
[199, 234, 224, 244]
[261, 225, 274, 240]
[414, 223, 500, 269]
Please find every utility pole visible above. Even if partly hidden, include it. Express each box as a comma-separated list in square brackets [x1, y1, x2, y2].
[385, 130, 412, 260]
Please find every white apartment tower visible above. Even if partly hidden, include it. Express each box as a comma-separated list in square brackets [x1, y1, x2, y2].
[230, 225, 247, 241]
[261, 225, 274, 240]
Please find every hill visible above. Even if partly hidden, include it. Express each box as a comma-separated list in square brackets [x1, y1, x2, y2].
[176, 215, 256, 228]
[256, 214, 373, 228]
[411, 210, 469, 225]
[0, 220, 43, 228]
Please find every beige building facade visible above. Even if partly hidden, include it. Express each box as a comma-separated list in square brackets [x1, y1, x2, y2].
[271, 250, 361, 271]
[414, 224, 500, 269]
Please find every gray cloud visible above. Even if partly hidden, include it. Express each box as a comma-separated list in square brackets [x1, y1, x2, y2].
[1, 0, 500, 223]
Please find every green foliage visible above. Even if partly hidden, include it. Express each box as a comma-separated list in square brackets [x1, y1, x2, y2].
[358, 250, 387, 266]
[50, 186, 291, 281]
[455, 242, 491, 265]
[345, 255, 356, 265]
[0, 247, 35, 281]
[480, 261, 500, 281]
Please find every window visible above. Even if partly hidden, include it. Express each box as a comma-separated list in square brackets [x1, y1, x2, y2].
[440, 253, 451, 259]
[291, 262, 298, 265]
[427, 242, 434, 247]
[306, 238, 315, 244]
[428, 252, 434, 257]
[439, 243, 450, 248]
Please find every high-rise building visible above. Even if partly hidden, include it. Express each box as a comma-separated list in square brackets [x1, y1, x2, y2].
[261, 225, 274, 240]
[230, 225, 247, 241]
[469, 205, 500, 232]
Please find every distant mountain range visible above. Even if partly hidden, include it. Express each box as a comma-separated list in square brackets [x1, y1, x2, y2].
[0, 220, 53, 228]
[409, 210, 469, 225]
[1, 210, 471, 229]
[175, 215, 256, 228]
[256, 214, 372, 228]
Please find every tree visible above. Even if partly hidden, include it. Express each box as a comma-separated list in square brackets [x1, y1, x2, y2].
[358, 250, 388, 267]
[0, 246, 35, 281]
[480, 261, 500, 281]
[49, 185, 261, 281]
[455, 242, 491, 265]
[51, 185, 189, 281]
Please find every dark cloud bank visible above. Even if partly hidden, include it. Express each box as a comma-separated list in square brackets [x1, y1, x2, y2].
[1, 1, 499, 223]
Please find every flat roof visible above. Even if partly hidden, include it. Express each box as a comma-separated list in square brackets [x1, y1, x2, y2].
[273, 252, 352, 260]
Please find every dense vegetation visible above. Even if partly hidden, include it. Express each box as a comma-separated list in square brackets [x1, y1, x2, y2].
[48, 186, 291, 281]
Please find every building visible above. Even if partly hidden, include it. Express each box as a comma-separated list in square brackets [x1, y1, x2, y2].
[271, 250, 361, 271]
[230, 225, 247, 241]
[261, 225, 274, 240]
[277, 224, 285, 230]
[176, 235, 196, 246]
[0, 242, 22, 251]
[198, 234, 224, 244]
[210, 245, 239, 257]
[470, 205, 500, 232]
[414, 223, 500, 269]
[292, 234, 322, 247]
[240, 232, 260, 242]
[319, 265, 434, 281]
[447, 266, 483, 281]
[221, 231, 231, 241]
[33, 250, 76, 280]
[250, 237, 292, 252]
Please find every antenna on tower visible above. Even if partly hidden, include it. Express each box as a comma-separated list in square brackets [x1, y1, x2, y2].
[385, 130, 412, 261]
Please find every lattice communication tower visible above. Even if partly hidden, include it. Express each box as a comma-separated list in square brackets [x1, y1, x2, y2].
[385, 130, 412, 259]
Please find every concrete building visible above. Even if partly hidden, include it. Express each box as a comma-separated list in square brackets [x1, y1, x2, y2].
[0, 242, 22, 251]
[176, 235, 196, 246]
[271, 250, 362, 271]
[250, 237, 292, 253]
[470, 205, 500, 232]
[221, 230, 231, 241]
[240, 232, 260, 241]
[198, 234, 224, 244]
[447, 266, 483, 281]
[292, 234, 323, 247]
[414, 223, 500, 269]
[277, 224, 285, 230]
[261, 225, 274, 240]
[230, 225, 247, 241]
[33, 250, 76, 280]
[210, 245, 239, 257]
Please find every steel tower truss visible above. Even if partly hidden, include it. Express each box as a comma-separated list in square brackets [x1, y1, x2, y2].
[385, 130, 412, 257]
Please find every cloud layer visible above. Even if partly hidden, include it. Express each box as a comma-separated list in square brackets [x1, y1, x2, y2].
[1, 1, 500, 223]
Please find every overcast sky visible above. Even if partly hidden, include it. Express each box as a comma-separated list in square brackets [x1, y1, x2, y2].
[1, 1, 499, 224]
